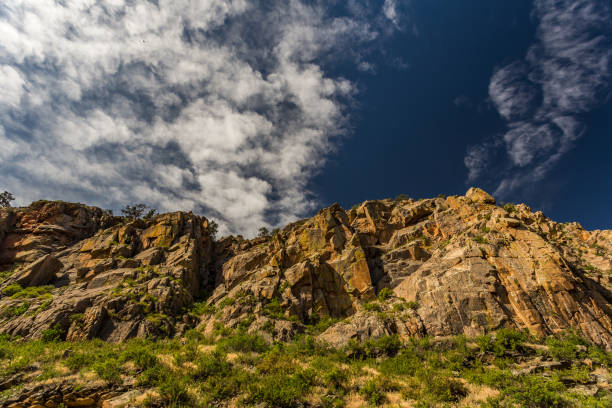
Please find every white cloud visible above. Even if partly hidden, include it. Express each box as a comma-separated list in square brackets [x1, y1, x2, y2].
[383, 0, 400, 28]
[465, 0, 612, 197]
[0, 65, 25, 107]
[0, 0, 406, 236]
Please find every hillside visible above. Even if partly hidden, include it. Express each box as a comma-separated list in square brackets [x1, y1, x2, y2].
[0, 188, 611, 407]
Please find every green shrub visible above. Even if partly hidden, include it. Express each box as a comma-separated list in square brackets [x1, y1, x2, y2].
[474, 235, 488, 244]
[93, 359, 122, 384]
[418, 369, 467, 403]
[495, 328, 528, 353]
[507, 375, 567, 407]
[2, 283, 22, 297]
[363, 302, 382, 312]
[406, 300, 419, 310]
[246, 369, 314, 408]
[41, 324, 64, 342]
[360, 378, 386, 406]
[191, 301, 216, 315]
[120, 342, 159, 370]
[65, 352, 95, 370]
[377, 287, 393, 302]
[218, 296, 236, 308]
[347, 335, 401, 359]
[322, 366, 348, 390]
[218, 330, 269, 353]
[379, 350, 422, 376]
[158, 375, 191, 405]
[199, 367, 249, 403]
[193, 351, 232, 379]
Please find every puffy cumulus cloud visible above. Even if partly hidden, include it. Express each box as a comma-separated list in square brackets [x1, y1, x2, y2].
[0, 0, 406, 236]
[465, 0, 612, 197]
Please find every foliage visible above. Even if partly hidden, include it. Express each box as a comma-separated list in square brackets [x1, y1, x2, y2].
[143, 208, 158, 219]
[257, 227, 270, 237]
[503, 203, 516, 213]
[377, 287, 393, 302]
[0, 323, 610, 407]
[0, 191, 14, 207]
[120, 203, 150, 219]
[218, 330, 269, 353]
[206, 220, 219, 240]
[41, 324, 65, 342]
[2, 283, 23, 297]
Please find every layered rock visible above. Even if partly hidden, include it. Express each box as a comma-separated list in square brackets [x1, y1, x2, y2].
[0, 203, 214, 341]
[1, 189, 611, 349]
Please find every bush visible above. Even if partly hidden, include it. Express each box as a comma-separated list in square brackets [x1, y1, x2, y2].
[93, 359, 122, 384]
[41, 324, 64, 342]
[477, 329, 529, 356]
[65, 352, 95, 370]
[546, 331, 589, 361]
[120, 342, 159, 371]
[360, 379, 386, 406]
[495, 328, 528, 353]
[347, 335, 401, 359]
[503, 203, 516, 213]
[193, 351, 232, 379]
[363, 302, 382, 312]
[474, 235, 488, 244]
[379, 350, 422, 376]
[377, 287, 393, 302]
[418, 369, 467, 403]
[2, 283, 22, 297]
[246, 369, 314, 408]
[322, 366, 348, 390]
[507, 375, 567, 407]
[218, 330, 269, 353]
[158, 375, 191, 405]
[10, 285, 54, 299]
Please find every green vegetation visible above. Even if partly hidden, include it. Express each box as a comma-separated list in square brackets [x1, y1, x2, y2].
[0, 328, 609, 407]
[377, 287, 393, 302]
[503, 203, 516, 213]
[2, 284, 54, 299]
[474, 234, 489, 244]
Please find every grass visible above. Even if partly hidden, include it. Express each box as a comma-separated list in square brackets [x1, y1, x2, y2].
[0, 328, 610, 407]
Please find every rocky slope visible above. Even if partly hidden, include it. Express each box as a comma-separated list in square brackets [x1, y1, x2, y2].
[0, 188, 611, 350]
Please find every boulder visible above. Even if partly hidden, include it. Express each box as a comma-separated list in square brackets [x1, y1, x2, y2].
[465, 187, 496, 204]
[10, 254, 63, 287]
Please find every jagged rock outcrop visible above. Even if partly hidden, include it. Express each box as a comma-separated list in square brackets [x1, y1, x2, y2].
[1, 189, 611, 349]
[0, 202, 214, 341]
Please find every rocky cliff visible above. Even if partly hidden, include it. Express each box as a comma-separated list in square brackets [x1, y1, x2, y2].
[1, 188, 611, 349]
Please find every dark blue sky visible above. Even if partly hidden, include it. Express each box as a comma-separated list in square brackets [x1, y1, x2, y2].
[312, 0, 612, 230]
[0, 0, 610, 235]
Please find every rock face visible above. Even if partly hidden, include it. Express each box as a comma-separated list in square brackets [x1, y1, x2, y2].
[1, 190, 611, 349]
[0, 201, 214, 341]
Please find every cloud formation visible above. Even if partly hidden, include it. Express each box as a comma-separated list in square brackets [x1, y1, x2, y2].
[0, 0, 403, 235]
[465, 0, 612, 197]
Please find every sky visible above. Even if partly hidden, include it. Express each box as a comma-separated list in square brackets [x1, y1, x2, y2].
[0, 0, 611, 236]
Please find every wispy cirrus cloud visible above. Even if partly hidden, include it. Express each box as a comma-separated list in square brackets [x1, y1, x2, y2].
[465, 0, 612, 197]
[0, 0, 405, 236]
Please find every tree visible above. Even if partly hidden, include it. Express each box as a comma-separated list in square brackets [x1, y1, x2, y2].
[206, 220, 219, 240]
[257, 227, 269, 237]
[0, 191, 15, 208]
[121, 203, 147, 219]
[143, 208, 158, 220]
